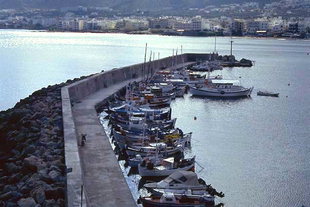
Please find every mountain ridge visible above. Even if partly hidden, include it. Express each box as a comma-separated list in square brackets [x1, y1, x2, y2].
[0, 0, 273, 10]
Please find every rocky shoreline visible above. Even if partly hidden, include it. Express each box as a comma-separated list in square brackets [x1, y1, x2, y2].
[0, 76, 89, 207]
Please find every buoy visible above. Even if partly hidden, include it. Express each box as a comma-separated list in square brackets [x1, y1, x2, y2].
[194, 116, 197, 120]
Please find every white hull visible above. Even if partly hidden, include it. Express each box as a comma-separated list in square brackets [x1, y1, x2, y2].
[138, 162, 195, 177]
[190, 86, 253, 97]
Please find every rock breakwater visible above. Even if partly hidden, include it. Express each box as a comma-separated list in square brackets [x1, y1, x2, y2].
[0, 76, 90, 207]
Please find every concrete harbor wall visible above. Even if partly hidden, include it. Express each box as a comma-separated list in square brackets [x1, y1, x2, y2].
[62, 53, 219, 207]
[0, 52, 215, 207]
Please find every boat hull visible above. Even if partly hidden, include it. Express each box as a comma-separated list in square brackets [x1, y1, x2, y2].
[138, 162, 195, 177]
[190, 86, 253, 97]
[141, 199, 206, 207]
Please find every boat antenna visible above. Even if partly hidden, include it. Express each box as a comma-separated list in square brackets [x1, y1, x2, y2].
[207, 66, 211, 81]
[151, 51, 155, 78]
[172, 49, 174, 67]
[181, 45, 185, 70]
[176, 47, 178, 66]
[143, 43, 148, 81]
[147, 51, 153, 80]
[158, 52, 160, 70]
[230, 39, 233, 56]
[214, 36, 217, 53]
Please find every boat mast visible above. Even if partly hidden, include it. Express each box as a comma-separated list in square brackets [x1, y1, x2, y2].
[230, 40, 233, 56]
[214, 36, 217, 53]
[147, 51, 152, 80]
[143, 43, 148, 81]
[172, 49, 174, 67]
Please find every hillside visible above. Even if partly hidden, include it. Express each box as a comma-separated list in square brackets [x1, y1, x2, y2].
[0, 0, 273, 10]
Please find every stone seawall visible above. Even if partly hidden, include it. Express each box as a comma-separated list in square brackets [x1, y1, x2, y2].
[0, 76, 91, 207]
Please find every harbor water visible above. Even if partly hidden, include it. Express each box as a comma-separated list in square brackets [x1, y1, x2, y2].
[1, 29, 309, 207]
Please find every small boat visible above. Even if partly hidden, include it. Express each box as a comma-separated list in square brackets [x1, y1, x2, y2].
[126, 143, 184, 158]
[138, 156, 195, 177]
[144, 170, 209, 193]
[140, 192, 215, 207]
[190, 79, 253, 98]
[257, 91, 279, 97]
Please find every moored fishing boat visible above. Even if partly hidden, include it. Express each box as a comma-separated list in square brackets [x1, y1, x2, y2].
[144, 170, 208, 192]
[190, 79, 253, 97]
[126, 143, 184, 158]
[138, 156, 195, 177]
[140, 192, 215, 207]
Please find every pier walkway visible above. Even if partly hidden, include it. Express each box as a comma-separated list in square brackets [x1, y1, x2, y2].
[62, 61, 195, 207]
[71, 79, 140, 207]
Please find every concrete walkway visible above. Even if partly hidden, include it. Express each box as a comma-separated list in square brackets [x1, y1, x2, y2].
[72, 80, 140, 207]
[69, 61, 195, 207]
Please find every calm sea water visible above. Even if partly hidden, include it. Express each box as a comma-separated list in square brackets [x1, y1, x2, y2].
[1, 29, 309, 207]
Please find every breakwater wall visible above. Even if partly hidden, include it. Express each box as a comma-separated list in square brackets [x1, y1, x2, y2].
[0, 53, 216, 207]
[63, 53, 218, 207]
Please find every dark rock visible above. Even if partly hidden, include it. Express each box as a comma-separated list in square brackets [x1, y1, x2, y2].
[24, 156, 46, 172]
[3, 185, 17, 193]
[7, 173, 22, 184]
[20, 185, 32, 194]
[56, 199, 65, 206]
[6, 201, 18, 207]
[49, 165, 61, 173]
[47, 170, 61, 182]
[11, 133, 27, 143]
[4, 163, 21, 174]
[43, 200, 58, 207]
[22, 145, 36, 155]
[45, 187, 64, 200]
[30, 187, 46, 204]
[17, 197, 37, 207]
[0, 191, 22, 202]
[0, 191, 14, 201]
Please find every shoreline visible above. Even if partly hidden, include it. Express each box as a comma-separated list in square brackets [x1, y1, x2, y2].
[1, 28, 309, 41]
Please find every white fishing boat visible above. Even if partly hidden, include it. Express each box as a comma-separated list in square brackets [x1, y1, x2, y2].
[138, 156, 195, 177]
[126, 143, 184, 157]
[140, 192, 215, 207]
[190, 79, 253, 97]
[144, 170, 208, 193]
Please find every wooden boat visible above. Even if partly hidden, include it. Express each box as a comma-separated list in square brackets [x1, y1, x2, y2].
[190, 79, 253, 98]
[138, 156, 195, 177]
[144, 170, 208, 192]
[257, 91, 279, 97]
[126, 143, 184, 158]
[140, 192, 215, 207]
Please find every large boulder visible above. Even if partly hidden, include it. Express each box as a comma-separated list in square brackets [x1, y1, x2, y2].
[30, 187, 46, 204]
[4, 162, 21, 174]
[24, 156, 46, 172]
[17, 197, 37, 207]
[0, 191, 22, 201]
